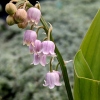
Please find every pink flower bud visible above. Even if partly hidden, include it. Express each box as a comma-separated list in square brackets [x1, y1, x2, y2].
[27, 7, 41, 25]
[18, 20, 28, 29]
[23, 30, 37, 46]
[43, 70, 61, 89]
[14, 9, 27, 23]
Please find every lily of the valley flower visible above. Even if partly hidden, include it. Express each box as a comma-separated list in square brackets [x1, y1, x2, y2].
[43, 70, 61, 89]
[27, 7, 41, 25]
[42, 40, 55, 56]
[30, 40, 47, 66]
[31, 53, 47, 66]
[23, 30, 37, 46]
[29, 40, 42, 53]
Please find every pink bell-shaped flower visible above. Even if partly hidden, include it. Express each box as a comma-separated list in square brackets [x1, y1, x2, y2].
[29, 40, 42, 53]
[42, 40, 55, 56]
[31, 53, 47, 66]
[30, 40, 47, 66]
[23, 30, 37, 46]
[43, 70, 61, 89]
[27, 7, 41, 25]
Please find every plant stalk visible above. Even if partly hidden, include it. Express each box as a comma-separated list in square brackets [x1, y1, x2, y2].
[40, 16, 74, 100]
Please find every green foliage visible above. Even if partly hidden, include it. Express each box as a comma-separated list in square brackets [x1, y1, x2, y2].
[74, 8, 100, 100]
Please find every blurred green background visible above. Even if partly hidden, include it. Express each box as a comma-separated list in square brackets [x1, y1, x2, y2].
[0, 0, 100, 100]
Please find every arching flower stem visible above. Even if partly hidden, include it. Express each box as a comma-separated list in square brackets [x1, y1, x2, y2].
[10, 0, 18, 3]
[23, 1, 27, 9]
[47, 23, 53, 40]
[30, 23, 35, 30]
[36, 26, 44, 37]
[40, 15, 74, 100]
[50, 57, 53, 72]
[55, 62, 60, 71]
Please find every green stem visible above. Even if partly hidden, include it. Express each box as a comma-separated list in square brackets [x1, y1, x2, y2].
[30, 23, 34, 30]
[50, 58, 53, 72]
[47, 23, 52, 40]
[48, 27, 51, 40]
[40, 16, 74, 100]
[36, 26, 44, 37]
[55, 62, 60, 71]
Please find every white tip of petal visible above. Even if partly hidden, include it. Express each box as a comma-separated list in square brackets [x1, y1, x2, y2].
[43, 80, 48, 86]
[49, 85, 55, 89]
[55, 83, 62, 86]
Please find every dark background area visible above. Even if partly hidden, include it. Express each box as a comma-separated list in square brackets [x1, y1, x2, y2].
[0, 0, 43, 19]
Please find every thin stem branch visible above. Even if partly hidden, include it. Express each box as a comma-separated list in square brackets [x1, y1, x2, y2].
[40, 16, 74, 100]
[50, 57, 53, 72]
[36, 26, 44, 37]
[47, 23, 52, 40]
[55, 62, 60, 71]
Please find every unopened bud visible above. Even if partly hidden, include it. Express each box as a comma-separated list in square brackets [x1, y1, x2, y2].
[5, 3, 17, 15]
[14, 9, 27, 23]
[6, 15, 15, 26]
[18, 20, 28, 29]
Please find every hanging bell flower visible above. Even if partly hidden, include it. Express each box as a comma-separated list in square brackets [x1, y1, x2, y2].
[27, 7, 41, 25]
[41, 40, 56, 56]
[43, 70, 61, 89]
[23, 30, 37, 46]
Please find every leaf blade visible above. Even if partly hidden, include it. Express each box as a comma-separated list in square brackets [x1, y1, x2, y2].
[80, 9, 100, 80]
[74, 50, 94, 79]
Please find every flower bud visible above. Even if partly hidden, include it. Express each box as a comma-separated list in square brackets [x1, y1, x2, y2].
[5, 3, 17, 15]
[18, 20, 28, 29]
[6, 15, 15, 26]
[14, 9, 27, 23]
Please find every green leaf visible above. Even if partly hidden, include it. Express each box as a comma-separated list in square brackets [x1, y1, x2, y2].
[74, 9, 100, 100]
[80, 9, 100, 80]
[74, 50, 94, 79]
[74, 74, 100, 100]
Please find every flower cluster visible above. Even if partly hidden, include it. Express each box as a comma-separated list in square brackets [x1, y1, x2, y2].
[5, 1, 41, 28]
[5, 1, 61, 89]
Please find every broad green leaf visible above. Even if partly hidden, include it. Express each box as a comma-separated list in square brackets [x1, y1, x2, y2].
[74, 9, 100, 100]
[74, 73, 100, 100]
[74, 50, 94, 79]
[80, 9, 100, 80]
